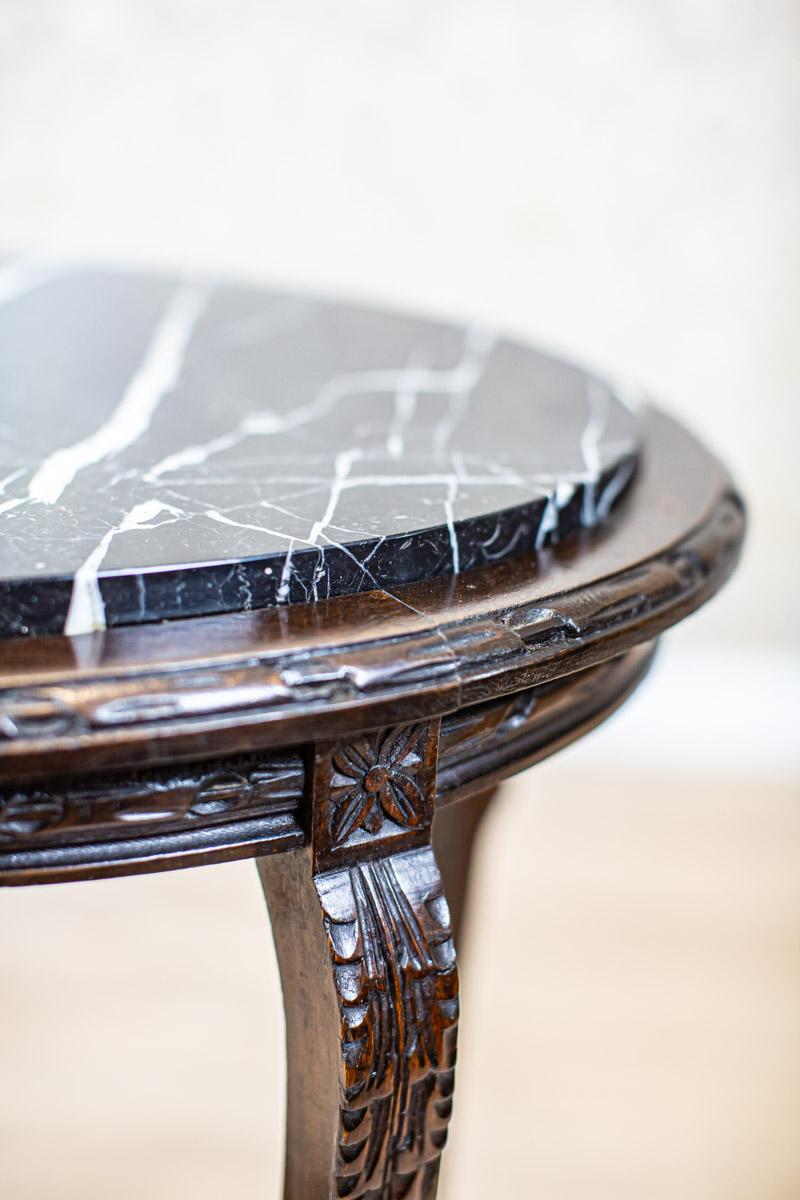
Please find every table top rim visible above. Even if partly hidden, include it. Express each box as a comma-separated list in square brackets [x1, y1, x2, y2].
[0, 405, 745, 786]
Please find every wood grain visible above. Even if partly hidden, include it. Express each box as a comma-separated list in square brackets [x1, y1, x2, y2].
[0, 411, 743, 784]
[0, 646, 653, 884]
[259, 719, 457, 1199]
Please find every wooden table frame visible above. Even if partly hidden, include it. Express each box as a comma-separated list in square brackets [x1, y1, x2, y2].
[0, 410, 743, 1198]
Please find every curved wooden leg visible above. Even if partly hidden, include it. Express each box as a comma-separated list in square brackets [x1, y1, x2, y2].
[258, 720, 458, 1200]
[432, 788, 496, 951]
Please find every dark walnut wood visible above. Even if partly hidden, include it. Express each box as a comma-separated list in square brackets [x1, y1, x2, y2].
[0, 411, 739, 794]
[0, 645, 653, 883]
[0, 403, 744, 1200]
[432, 787, 496, 952]
[259, 719, 457, 1200]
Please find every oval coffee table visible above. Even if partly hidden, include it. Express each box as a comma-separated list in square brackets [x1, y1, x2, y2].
[0, 268, 743, 1199]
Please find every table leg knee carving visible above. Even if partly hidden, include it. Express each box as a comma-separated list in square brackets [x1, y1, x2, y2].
[258, 720, 458, 1200]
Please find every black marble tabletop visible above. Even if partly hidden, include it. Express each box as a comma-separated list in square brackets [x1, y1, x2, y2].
[0, 265, 641, 638]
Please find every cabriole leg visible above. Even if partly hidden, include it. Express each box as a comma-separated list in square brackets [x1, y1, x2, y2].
[258, 719, 458, 1200]
[432, 787, 497, 951]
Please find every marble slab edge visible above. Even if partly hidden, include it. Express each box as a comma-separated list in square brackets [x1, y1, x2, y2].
[0, 454, 638, 639]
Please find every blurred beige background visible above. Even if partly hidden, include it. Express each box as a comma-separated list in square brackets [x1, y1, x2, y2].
[0, 2, 798, 1198]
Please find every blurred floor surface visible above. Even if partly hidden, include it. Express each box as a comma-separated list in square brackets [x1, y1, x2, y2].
[1, 763, 798, 1200]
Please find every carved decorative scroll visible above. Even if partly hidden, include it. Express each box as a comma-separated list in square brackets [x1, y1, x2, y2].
[0, 753, 303, 845]
[259, 718, 457, 1200]
[319, 849, 457, 1198]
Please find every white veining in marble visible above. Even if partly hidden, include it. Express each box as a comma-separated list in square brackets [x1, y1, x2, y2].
[0, 269, 641, 637]
[28, 284, 208, 506]
[64, 500, 185, 635]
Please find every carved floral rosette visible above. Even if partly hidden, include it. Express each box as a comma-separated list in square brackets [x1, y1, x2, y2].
[312, 722, 439, 871]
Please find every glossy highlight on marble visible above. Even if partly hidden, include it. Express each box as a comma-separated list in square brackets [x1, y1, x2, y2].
[0, 263, 641, 638]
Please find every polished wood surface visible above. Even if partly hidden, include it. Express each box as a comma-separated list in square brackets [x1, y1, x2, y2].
[0, 404, 744, 1200]
[0, 644, 653, 885]
[0, 407, 742, 888]
[0, 411, 740, 785]
[259, 720, 457, 1199]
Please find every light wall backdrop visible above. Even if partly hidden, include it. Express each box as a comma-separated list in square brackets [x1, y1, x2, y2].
[1, 4, 798, 1199]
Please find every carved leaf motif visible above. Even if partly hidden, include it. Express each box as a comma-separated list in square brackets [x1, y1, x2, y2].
[378, 725, 419, 770]
[330, 786, 379, 846]
[316, 847, 458, 1197]
[380, 774, 424, 827]
[333, 738, 372, 778]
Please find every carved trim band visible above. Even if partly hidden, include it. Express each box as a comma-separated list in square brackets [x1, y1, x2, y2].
[0, 646, 654, 884]
[0, 487, 743, 783]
